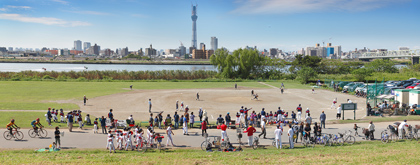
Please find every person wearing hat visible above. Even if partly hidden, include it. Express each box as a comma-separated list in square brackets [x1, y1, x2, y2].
[398, 120, 408, 139]
[148, 98, 152, 113]
[6, 119, 19, 136]
[368, 121, 375, 140]
[274, 125, 283, 149]
[54, 126, 61, 149]
[258, 118, 267, 139]
[244, 125, 256, 146]
[296, 104, 302, 122]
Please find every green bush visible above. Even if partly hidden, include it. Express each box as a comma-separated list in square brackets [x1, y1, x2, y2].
[42, 75, 54, 80]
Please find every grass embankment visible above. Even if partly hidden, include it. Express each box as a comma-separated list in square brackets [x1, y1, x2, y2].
[330, 115, 420, 124]
[0, 58, 212, 65]
[1, 141, 419, 164]
[0, 111, 95, 129]
[0, 81, 268, 110]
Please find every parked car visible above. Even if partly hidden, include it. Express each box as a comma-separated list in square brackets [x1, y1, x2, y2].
[337, 81, 350, 88]
[384, 87, 404, 95]
[385, 81, 398, 87]
[355, 84, 366, 92]
[406, 83, 420, 89]
[349, 83, 365, 92]
[343, 82, 356, 90]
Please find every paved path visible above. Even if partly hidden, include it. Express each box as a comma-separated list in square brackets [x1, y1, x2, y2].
[2, 121, 419, 150]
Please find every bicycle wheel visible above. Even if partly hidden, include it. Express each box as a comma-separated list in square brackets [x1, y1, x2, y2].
[138, 140, 148, 153]
[252, 141, 258, 150]
[346, 136, 356, 145]
[201, 141, 211, 151]
[414, 133, 418, 141]
[15, 131, 24, 140]
[3, 131, 12, 140]
[28, 129, 36, 138]
[221, 141, 229, 150]
[39, 129, 48, 138]
[335, 137, 344, 146]
[325, 139, 332, 146]
[391, 133, 397, 142]
[272, 140, 276, 147]
[381, 134, 389, 144]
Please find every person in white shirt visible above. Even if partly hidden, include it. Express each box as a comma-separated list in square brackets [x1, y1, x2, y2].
[166, 124, 175, 147]
[125, 129, 133, 151]
[331, 98, 337, 109]
[337, 105, 342, 119]
[398, 120, 408, 139]
[116, 132, 123, 150]
[347, 99, 353, 103]
[135, 129, 143, 149]
[287, 124, 294, 149]
[258, 118, 266, 139]
[305, 108, 310, 118]
[107, 132, 116, 153]
[368, 121, 375, 140]
[305, 114, 312, 126]
[274, 125, 283, 149]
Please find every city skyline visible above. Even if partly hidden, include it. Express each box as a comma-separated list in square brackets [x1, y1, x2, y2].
[0, 0, 419, 52]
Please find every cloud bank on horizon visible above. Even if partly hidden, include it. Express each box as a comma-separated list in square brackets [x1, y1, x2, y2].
[0, 14, 91, 27]
[232, 0, 411, 14]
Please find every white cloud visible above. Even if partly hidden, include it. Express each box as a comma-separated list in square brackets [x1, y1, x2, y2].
[232, 0, 410, 14]
[0, 13, 91, 27]
[69, 10, 111, 16]
[131, 14, 148, 18]
[51, 0, 69, 5]
[6, 5, 31, 9]
[0, 8, 7, 12]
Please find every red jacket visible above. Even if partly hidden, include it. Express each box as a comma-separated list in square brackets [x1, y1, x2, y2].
[221, 124, 227, 131]
[244, 126, 256, 136]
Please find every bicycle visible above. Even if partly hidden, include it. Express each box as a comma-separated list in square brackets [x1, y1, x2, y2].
[28, 126, 48, 138]
[137, 137, 149, 153]
[329, 134, 344, 146]
[338, 130, 355, 145]
[315, 133, 331, 146]
[252, 136, 259, 150]
[3, 127, 24, 140]
[200, 133, 212, 151]
[405, 125, 418, 141]
[301, 132, 315, 148]
[236, 128, 244, 147]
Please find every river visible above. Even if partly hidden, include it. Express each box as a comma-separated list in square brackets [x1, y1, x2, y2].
[0, 63, 408, 72]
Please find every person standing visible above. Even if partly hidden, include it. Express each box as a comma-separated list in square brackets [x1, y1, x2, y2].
[225, 113, 231, 127]
[101, 116, 107, 134]
[320, 111, 326, 129]
[295, 122, 304, 143]
[166, 124, 175, 147]
[296, 104, 302, 122]
[176, 100, 179, 111]
[67, 112, 73, 132]
[108, 109, 114, 121]
[244, 125, 256, 146]
[260, 108, 266, 119]
[281, 82, 285, 89]
[196, 92, 200, 101]
[203, 110, 208, 124]
[198, 108, 203, 122]
[216, 114, 224, 125]
[201, 118, 207, 136]
[54, 127, 61, 149]
[287, 124, 294, 149]
[291, 111, 296, 122]
[93, 118, 98, 134]
[274, 125, 283, 149]
[148, 99, 152, 113]
[190, 112, 195, 128]
[305, 114, 312, 126]
[220, 123, 228, 141]
[174, 112, 179, 129]
[83, 95, 87, 106]
[235, 83, 237, 89]
[337, 105, 342, 119]
[183, 115, 188, 135]
[368, 121, 375, 140]
[47, 109, 52, 126]
[130, 85, 133, 90]
[158, 113, 163, 129]
[398, 120, 408, 139]
[108, 131, 116, 153]
[258, 118, 267, 139]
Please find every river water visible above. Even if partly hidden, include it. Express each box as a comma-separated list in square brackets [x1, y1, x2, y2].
[0, 63, 408, 72]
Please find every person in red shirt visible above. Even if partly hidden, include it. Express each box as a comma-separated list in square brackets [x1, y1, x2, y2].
[201, 119, 207, 137]
[220, 123, 228, 141]
[244, 125, 256, 146]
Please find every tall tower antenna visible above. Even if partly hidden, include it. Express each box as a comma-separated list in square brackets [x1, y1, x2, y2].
[191, 4, 198, 49]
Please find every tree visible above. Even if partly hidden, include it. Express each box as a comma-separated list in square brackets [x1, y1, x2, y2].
[364, 59, 398, 73]
[296, 67, 317, 84]
[289, 54, 322, 73]
[352, 68, 373, 82]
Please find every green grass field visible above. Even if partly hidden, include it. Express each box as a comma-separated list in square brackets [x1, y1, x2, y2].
[0, 81, 268, 110]
[330, 115, 420, 124]
[0, 141, 418, 164]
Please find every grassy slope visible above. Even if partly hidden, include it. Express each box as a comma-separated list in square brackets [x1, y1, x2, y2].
[0, 81, 267, 110]
[0, 141, 418, 164]
[331, 115, 420, 124]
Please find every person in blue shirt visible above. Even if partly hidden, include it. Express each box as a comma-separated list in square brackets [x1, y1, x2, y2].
[108, 109, 113, 121]
[174, 112, 179, 129]
[261, 108, 266, 118]
[183, 116, 189, 135]
[319, 111, 326, 129]
[67, 112, 74, 132]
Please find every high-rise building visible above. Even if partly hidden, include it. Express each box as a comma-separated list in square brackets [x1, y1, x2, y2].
[145, 44, 157, 58]
[121, 47, 129, 56]
[179, 45, 186, 57]
[87, 44, 100, 55]
[192, 44, 214, 59]
[74, 40, 82, 51]
[200, 43, 205, 50]
[211, 37, 218, 51]
[191, 4, 198, 49]
[8, 47, 13, 51]
[83, 42, 91, 52]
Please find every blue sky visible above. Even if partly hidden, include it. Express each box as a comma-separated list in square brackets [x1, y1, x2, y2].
[0, 0, 419, 52]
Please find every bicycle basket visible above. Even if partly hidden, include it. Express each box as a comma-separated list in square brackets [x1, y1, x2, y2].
[338, 133, 344, 138]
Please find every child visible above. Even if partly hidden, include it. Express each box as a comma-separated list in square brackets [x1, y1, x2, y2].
[190, 112, 195, 128]
[125, 129, 133, 151]
[305, 108, 310, 118]
[60, 109, 65, 123]
[136, 129, 143, 149]
[78, 114, 83, 129]
[116, 131, 123, 150]
[312, 87, 315, 94]
[106, 130, 112, 149]
[180, 102, 184, 111]
[54, 127, 61, 149]
[354, 124, 360, 136]
[93, 118, 98, 134]
[108, 132, 116, 153]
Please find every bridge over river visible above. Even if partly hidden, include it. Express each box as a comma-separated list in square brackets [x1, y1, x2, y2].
[359, 49, 420, 64]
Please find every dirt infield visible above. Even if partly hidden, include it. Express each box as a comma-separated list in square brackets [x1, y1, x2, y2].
[78, 86, 366, 122]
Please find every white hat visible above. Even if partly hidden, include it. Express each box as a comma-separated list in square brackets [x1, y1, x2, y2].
[307, 108, 309, 110]
[186, 105, 188, 107]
